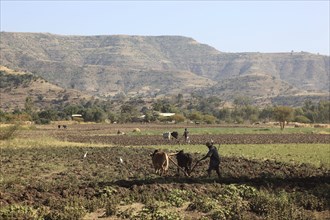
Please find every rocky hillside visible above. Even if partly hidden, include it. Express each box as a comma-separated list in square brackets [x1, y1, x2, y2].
[198, 73, 300, 103]
[0, 32, 329, 106]
[0, 66, 92, 111]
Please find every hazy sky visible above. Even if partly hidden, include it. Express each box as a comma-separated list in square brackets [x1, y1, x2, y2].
[1, 1, 329, 55]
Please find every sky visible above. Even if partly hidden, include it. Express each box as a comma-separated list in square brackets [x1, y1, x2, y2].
[1, 1, 329, 55]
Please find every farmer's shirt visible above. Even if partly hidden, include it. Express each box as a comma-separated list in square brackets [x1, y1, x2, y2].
[206, 146, 220, 166]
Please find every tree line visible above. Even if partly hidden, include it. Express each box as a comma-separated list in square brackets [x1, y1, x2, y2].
[0, 95, 329, 126]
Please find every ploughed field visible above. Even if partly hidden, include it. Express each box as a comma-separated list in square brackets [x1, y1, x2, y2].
[18, 123, 330, 145]
[65, 133, 329, 145]
[1, 123, 329, 219]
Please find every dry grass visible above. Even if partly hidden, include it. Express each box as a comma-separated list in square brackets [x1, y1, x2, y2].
[0, 136, 109, 148]
[0, 65, 26, 75]
[0, 124, 20, 140]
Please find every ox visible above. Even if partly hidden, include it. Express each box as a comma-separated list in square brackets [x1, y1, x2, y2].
[163, 132, 171, 140]
[163, 131, 179, 140]
[171, 131, 179, 139]
[150, 150, 169, 176]
[176, 150, 192, 175]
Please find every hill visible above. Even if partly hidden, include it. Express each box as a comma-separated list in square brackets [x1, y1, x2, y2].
[0, 32, 329, 106]
[197, 73, 300, 104]
[0, 66, 93, 111]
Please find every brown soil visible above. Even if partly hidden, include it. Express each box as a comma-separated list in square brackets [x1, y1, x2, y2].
[1, 123, 329, 219]
[17, 123, 330, 145]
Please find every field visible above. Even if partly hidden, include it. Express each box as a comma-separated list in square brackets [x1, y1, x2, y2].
[0, 123, 329, 219]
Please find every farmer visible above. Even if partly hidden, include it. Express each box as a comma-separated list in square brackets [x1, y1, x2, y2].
[183, 128, 190, 143]
[198, 142, 221, 179]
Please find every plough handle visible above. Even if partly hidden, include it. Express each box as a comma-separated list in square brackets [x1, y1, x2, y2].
[168, 156, 189, 177]
[189, 160, 201, 174]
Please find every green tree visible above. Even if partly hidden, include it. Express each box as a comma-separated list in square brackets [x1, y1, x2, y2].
[38, 109, 58, 121]
[12, 107, 22, 115]
[294, 115, 311, 123]
[203, 114, 217, 124]
[24, 96, 34, 115]
[315, 101, 330, 123]
[234, 96, 252, 107]
[0, 110, 7, 122]
[177, 93, 183, 103]
[218, 108, 232, 123]
[170, 114, 186, 123]
[188, 111, 203, 123]
[83, 107, 106, 123]
[242, 105, 259, 122]
[231, 108, 244, 124]
[274, 106, 293, 130]
[259, 106, 274, 122]
[121, 104, 139, 116]
[152, 98, 178, 113]
[107, 112, 118, 123]
[294, 107, 304, 117]
[64, 104, 83, 116]
[93, 109, 106, 123]
[144, 110, 157, 122]
[117, 104, 140, 123]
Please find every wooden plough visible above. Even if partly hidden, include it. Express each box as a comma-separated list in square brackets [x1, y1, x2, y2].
[167, 156, 190, 177]
[189, 160, 201, 174]
[167, 153, 202, 177]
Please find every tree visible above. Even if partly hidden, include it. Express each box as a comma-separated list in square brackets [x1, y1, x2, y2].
[38, 108, 58, 121]
[218, 108, 231, 123]
[203, 114, 217, 124]
[144, 110, 157, 122]
[93, 109, 106, 123]
[152, 98, 179, 113]
[170, 114, 185, 123]
[234, 96, 252, 107]
[188, 111, 203, 122]
[24, 96, 34, 115]
[64, 104, 83, 116]
[121, 104, 139, 117]
[177, 93, 183, 103]
[273, 106, 293, 130]
[83, 107, 106, 123]
[117, 104, 140, 123]
[107, 112, 118, 123]
[316, 101, 330, 123]
[294, 115, 311, 123]
[0, 110, 7, 122]
[302, 100, 317, 122]
[175, 93, 185, 108]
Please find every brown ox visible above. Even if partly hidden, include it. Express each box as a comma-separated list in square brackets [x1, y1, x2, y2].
[150, 150, 169, 176]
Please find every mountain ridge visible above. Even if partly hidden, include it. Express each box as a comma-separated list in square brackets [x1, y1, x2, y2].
[0, 32, 328, 107]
